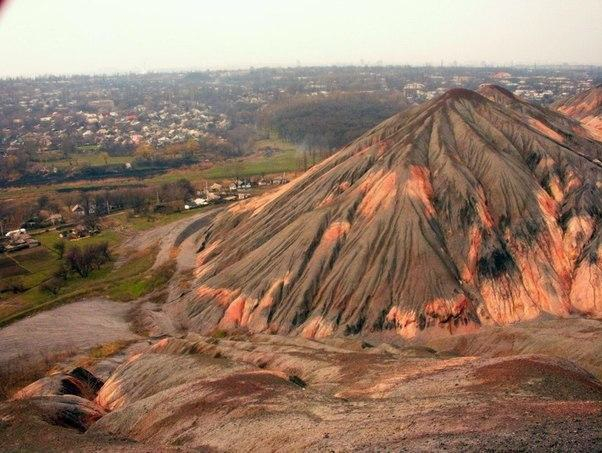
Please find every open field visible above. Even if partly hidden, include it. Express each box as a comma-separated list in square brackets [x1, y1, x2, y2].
[0, 138, 304, 206]
[0, 206, 217, 327]
[0, 255, 28, 279]
[0, 298, 138, 367]
[49, 154, 132, 169]
[0, 217, 164, 323]
[0, 248, 59, 292]
[108, 209, 202, 232]
[34, 146, 131, 169]
[35, 228, 120, 249]
[0, 248, 151, 327]
[137, 140, 305, 186]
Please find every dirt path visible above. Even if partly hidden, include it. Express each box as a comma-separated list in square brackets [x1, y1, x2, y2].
[0, 298, 138, 367]
[115, 206, 223, 269]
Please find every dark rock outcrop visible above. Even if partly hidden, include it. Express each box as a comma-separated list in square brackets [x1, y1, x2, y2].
[13, 367, 104, 401]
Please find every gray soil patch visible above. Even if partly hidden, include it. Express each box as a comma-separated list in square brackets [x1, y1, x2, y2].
[0, 298, 138, 367]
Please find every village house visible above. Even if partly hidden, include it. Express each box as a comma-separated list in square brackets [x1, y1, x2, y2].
[184, 197, 209, 210]
[3, 229, 40, 252]
[59, 224, 99, 240]
[271, 173, 290, 185]
[71, 203, 96, 216]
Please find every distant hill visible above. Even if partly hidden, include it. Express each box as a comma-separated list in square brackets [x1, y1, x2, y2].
[553, 84, 602, 140]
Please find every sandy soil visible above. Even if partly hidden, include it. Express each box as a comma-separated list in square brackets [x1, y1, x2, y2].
[1, 333, 600, 452]
[0, 298, 138, 367]
[115, 206, 222, 270]
[420, 317, 602, 378]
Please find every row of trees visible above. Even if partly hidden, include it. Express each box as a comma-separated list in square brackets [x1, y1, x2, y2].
[133, 127, 256, 165]
[74, 177, 196, 216]
[0, 139, 36, 181]
[0, 176, 198, 232]
[1, 126, 258, 184]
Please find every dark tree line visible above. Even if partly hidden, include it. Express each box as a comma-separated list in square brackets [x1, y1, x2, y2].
[261, 92, 408, 151]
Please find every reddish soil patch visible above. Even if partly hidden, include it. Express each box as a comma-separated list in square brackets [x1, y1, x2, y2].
[474, 356, 602, 400]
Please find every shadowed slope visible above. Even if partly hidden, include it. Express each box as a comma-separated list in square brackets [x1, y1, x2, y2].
[168, 87, 602, 339]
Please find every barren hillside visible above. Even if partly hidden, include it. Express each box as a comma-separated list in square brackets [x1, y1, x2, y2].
[553, 84, 602, 140]
[164, 86, 602, 339]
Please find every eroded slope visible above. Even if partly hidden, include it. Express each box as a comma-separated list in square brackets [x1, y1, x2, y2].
[164, 87, 601, 340]
[554, 84, 602, 140]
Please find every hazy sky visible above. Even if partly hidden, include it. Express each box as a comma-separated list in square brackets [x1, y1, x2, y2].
[0, 0, 601, 77]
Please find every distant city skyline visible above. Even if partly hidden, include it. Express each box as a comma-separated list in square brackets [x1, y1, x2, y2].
[0, 0, 601, 77]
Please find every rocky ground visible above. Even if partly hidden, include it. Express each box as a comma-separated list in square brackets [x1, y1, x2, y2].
[0, 327, 601, 452]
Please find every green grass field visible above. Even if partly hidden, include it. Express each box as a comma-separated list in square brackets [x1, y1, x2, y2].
[35, 229, 120, 250]
[108, 258, 175, 301]
[0, 208, 191, 325]
[0, 255, 28, 279]
[46, 154, 132, 169]
[0, 245, 159, 326]
[35, 145, 131, 169]
[110, 209, 201, 232]
[0, 229, 123, 312]
[145, 140, 303, 186]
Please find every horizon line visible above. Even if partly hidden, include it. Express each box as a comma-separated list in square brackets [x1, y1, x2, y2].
[2, 62, 602, 81]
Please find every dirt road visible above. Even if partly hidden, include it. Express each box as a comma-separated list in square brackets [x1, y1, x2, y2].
[115, 206, 222, 270]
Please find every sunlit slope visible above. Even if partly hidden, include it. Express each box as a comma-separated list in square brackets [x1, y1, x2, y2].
[169, 87, 602, 339]
[553, 84, 602, 140]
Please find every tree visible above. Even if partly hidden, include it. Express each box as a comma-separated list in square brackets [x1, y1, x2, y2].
[263, 91, 406, 150]
[63, 242, 111, 278]
[159, 178, 196, 202]
[52, 240, 66, 258]
[37, 195, 50, 210]
[135, 142, 157, 161]
[60, 135, 76, 158]
[164, 143, 182, 159]
[226, 125, 255, 155]
[21, 139, 38, 159]
[0, 148, 30, 180]
[182, 138, 199, 159]
[41, 277, 63, 295]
